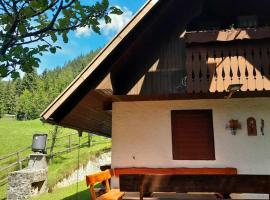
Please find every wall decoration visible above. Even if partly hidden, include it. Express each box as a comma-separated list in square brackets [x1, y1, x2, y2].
[226, 119, 241, 135]
[247, 117, 257, 136]
[260, 119, 264, 136]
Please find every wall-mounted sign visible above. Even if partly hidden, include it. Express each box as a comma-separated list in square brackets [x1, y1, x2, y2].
[247, 117, 257, 136]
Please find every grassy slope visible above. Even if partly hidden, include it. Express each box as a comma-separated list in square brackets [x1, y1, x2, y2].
[47, 141, 111, 189]
[31, 181, 90, 200]
[0, 118, 111, 200]
[0, 118, 72, 155]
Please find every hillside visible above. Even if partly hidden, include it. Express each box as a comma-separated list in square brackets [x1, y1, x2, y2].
[0, 49, 100, 120]
[0, 118, 71, 155]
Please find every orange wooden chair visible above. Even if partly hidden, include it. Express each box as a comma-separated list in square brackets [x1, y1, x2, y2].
[86, 170, 125, 200]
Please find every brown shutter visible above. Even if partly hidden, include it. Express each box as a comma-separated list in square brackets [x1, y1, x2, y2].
[171, 110, 215, 160]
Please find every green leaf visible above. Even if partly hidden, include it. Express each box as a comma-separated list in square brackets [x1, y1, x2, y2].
[62, 9, 69, 17]
[23, 47, 30, 53]
[62, 32, 68, 43]
[0, 65, 8, 77]
[58, 18, 69, 27]
[32, 60, 39, 68]
[102, 0, 109, 8]
[104, 15, 111, 24]
[74, 1, 82, 10]
[34, 57, 41, 62]
[23, 7, 35, 17]
[18, 23, 27, 34]
[40, 0, 48, 7]
[11, 71, 20, 79]
[92, 25, 100, 34]
[30, 0, 40, 9]
[49, 47, 56, 54]
[50, 32, 57, 42]
[110, 7, 123, 15]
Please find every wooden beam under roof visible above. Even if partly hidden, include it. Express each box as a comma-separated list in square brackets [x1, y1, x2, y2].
[112, 91, 270, 102]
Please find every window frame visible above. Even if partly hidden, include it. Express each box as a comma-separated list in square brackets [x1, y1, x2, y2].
[171, 109, 215, 160]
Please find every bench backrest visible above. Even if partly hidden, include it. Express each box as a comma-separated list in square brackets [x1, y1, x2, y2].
[114, 167, 237, 176]
[120, 174, 270, 198]
[86, 170, 112, 200]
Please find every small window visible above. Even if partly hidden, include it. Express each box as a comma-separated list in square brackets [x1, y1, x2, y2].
[171, 110, 215, 160]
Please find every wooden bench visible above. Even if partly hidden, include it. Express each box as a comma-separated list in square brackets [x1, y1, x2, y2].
[86, 170, 125, 200]
[120, 174, 270, 199]
[114, 167, 237, 176]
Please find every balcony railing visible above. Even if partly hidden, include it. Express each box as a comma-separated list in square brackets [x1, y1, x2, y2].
[185, 44, 270, 93]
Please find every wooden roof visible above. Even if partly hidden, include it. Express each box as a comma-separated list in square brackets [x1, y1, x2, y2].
[41, 0, 202, 136]
[41, 0, 270, 137]
[41, 0, 162, 136]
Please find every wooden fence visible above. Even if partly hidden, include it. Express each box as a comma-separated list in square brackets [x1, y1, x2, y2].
[0, 133, 110, 186]
[0, 146, 31, 185]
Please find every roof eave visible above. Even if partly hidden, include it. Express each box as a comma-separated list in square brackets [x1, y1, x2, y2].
[40, 0, 160, 122]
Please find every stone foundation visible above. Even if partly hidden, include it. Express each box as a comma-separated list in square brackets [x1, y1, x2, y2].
[7, 153, 48, 200]
[7, 169, 48, 200]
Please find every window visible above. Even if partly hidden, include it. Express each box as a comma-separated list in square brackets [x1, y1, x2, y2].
[171, 110, 215, 160]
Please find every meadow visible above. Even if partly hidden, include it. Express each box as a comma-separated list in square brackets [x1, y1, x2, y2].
[0, 118, 111, 200]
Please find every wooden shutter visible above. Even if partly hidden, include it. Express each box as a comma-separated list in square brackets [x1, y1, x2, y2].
[171, 110, 215, 160]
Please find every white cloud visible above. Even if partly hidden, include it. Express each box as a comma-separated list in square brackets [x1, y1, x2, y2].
[100, 7, 133, 36]
[75, 26, 92, 38]
[74, 6, 133, 38]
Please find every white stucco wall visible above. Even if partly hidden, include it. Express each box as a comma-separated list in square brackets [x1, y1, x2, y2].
[112, 97, 270, 174]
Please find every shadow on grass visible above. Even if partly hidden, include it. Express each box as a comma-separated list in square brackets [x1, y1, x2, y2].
[63, 188, 91, 200]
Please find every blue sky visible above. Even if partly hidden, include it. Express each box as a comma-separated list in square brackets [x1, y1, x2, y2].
[39, 0, 147, 73]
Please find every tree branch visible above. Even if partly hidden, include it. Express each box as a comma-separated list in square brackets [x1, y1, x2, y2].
[0, 16, 19, 55]
[15, 37, 42, 45]
[0, 0, 11, 16]
[51, 23, 81, 32]
[41, 38, 52, 47]
[30, 0, 60, 18]
[62, 0, 75, 9]
[0, 0, 117, 78]
[20, 0, 64, 38]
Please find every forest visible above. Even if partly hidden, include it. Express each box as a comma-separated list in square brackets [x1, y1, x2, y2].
[0, 49, 99, 120]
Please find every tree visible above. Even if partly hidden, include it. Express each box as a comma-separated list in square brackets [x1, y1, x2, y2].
[0, 48, 100, 120]
[16, 89, 33, 119]
[2, 81, 17, 114]
[20, 70, 38, 92]
[0, 80, 5, 117]
[0, 0, 122, 79]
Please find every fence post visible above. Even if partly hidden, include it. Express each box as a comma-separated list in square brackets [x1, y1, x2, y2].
[49, 126, 60, 164]
[16, 152, 22, 170]
[88, 133, 92, 147]
[68, 135, 71, 152]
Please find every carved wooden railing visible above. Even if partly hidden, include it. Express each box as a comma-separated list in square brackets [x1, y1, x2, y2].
[185, 44, 270, 93]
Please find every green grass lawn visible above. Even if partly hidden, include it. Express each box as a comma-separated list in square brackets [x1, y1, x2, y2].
[0, 186, 6, 200]
[0, 117, 111, 200]
[47, 142, 111, 189]
[0, 118, 72, 155]
[31, 181, 90, 200]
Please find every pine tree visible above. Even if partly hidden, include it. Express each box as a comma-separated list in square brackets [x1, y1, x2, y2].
[0, 49, 100, 120]
[3, 82, 17, 115]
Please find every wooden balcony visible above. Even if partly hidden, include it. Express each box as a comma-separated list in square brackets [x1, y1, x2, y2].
[185, 41, 270, 93]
